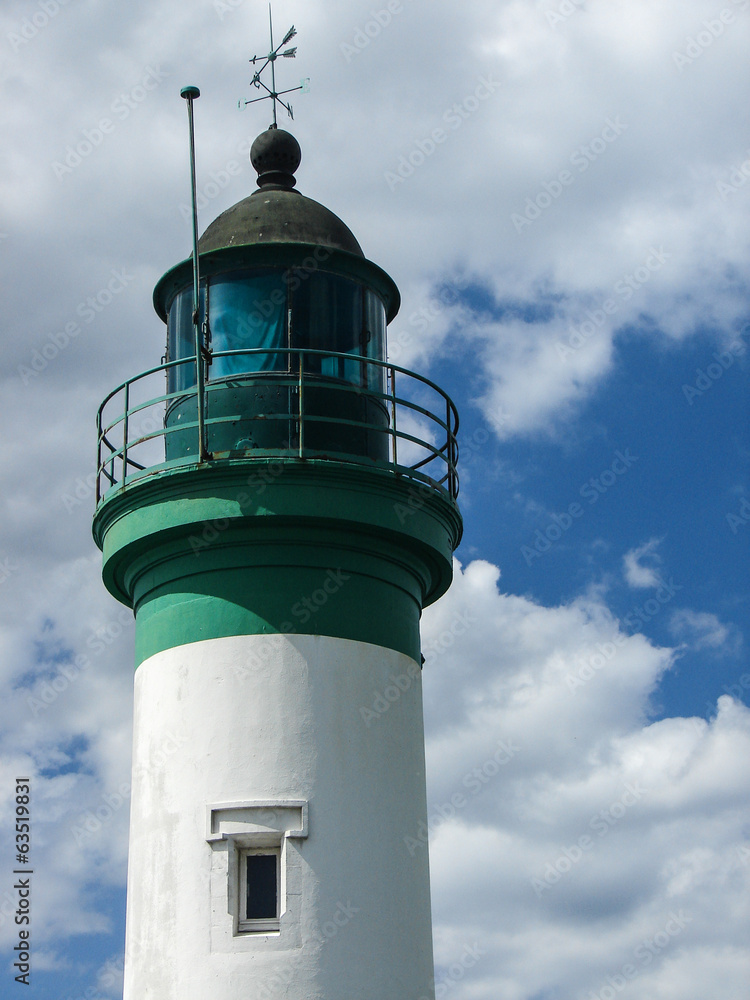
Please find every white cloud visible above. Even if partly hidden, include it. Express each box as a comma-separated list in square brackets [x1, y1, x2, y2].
[623, 538, 664, 588]
[420, 560, 750, 1000]
[670, 609, 742, 654]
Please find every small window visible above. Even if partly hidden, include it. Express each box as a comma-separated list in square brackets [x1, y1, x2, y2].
[239, 849, 280, 933]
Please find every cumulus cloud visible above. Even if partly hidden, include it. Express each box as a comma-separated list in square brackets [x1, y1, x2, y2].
[420, 560, 750, 1000]
[0, 555, 134, 953]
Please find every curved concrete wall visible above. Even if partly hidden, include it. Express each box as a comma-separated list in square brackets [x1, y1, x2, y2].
[123, 633, 435, 1000]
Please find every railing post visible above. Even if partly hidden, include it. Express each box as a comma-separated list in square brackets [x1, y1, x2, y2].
[298, 350, 304, 458]
[390, 366, 397, 467]
[446, 397, 452, 498]
[195, 341, 207, 463]
[95, 411, 102, 505]
[122, 382, 130, 484]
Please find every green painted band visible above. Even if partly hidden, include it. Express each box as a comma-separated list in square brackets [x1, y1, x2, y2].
[133, 560, 421, 666]
[93, 461, 461, 667]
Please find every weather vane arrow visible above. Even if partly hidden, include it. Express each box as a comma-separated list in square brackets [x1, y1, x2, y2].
[240, 3, 310, 126]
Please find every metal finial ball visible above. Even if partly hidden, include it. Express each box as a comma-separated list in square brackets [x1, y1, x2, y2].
[251, 128, 301, 174]
[251, 128, 301, 190]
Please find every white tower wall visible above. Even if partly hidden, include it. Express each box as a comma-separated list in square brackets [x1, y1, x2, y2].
[123, 633, 435, 1000]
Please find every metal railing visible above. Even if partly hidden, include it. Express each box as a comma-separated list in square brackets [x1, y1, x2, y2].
[95, 347, 459, 508]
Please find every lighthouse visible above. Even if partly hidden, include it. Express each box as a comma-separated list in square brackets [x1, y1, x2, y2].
[93, 90, 461, 998]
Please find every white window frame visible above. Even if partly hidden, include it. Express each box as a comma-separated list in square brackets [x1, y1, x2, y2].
[238, 846, 281, 934]
[205, 799, 308, 945]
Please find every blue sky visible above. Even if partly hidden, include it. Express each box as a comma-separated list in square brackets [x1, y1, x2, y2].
[445, 313, 749, 720]
[0, 1, 748, 998]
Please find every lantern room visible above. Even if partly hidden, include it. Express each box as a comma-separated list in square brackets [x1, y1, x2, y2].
[152, 127, 400, 464]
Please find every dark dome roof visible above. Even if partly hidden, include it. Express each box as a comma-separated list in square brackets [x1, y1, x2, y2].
[197, 128, 364, 258]
[198, 190, 363, 257]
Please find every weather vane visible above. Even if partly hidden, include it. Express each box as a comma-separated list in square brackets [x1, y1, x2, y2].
[240, 3, 309, 126]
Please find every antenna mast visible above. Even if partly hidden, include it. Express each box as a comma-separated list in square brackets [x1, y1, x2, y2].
[180, 85, 208, 463]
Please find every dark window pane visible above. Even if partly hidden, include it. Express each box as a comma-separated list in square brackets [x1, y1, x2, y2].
[210, 272, 287, 377]
[245, 854, 277, 920]
[292, 272, 365, 384]
[167, 286, 203, 393]
[364, 290, 386, 392]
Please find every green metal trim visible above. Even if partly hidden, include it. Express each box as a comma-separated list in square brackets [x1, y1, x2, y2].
[153, 244, 401, 324]
[93, 461, 461, 667]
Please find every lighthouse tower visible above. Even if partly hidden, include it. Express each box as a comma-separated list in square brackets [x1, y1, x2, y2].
[93, 117, 461, 998]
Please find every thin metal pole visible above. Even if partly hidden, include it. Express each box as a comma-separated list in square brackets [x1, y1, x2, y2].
[181, 85, 208, 463]
[269, 4, 278, 127]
